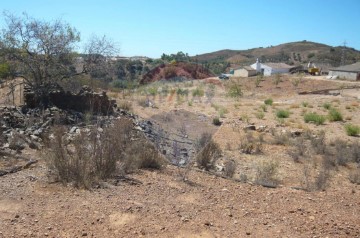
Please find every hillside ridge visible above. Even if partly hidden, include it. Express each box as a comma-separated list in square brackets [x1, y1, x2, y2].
[193, 41, 360, 67]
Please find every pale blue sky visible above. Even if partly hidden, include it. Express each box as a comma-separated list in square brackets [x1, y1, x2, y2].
[1, 0, 359, 58]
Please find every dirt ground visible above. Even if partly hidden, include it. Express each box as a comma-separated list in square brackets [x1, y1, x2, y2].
[1, 75, 360, 237]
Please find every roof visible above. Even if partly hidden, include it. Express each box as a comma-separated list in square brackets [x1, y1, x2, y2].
[263, 63, 294, 69]
[234, 66, 256, 71]
[329, 62, 360, 72]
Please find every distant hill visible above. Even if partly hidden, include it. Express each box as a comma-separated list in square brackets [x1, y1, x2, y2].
[193, 41, 360, 68]
[140, 62, 214, 84]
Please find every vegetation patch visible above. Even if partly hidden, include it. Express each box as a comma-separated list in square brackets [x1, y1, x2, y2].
[304, 112, 326, 125]
[344, 124, 360, 136]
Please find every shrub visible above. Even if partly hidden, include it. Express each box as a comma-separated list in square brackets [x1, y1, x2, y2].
[333, 139, 351, 166]
[309, 130, 326, 155]
[255, 160, 280, 187]
[344, 124, 360, 136]
[192, 87, 204, 97]
[195, 132, 212, 152]
[302, 101, 309, 107]
[213, 117, 221, 126]
[328, 108, 343, 122]
[118, 101, 132, 111]
[264, 98, 273, 105]
[46, 118, 163, 189]
[276, 109, 290, 118]
[260, 104, 267, 112]
[137, 98, 148, 107]
[304, 112, 326, 125]
[196, 139, 222, 171]
[302, 159, 331, 191]
[226, 81, 243, 98]
[323, 102, 332, 110]
[224, 160, 236, 178]
[272, 130, 291, 145]
[314, 166, 330, 191]
[255, 111, 265, 119]
[349, 169, 360, 185]
[240, 132, 263, 154]
[164, 66, 177, 79]
[124, 140, 165, 170]
[288, 136, 306, 162]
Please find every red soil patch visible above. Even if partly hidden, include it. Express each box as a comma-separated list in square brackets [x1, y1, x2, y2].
[141, 62, 214, 84]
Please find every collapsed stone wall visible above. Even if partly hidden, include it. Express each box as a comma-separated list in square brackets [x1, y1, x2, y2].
[24, 86, 116, 115]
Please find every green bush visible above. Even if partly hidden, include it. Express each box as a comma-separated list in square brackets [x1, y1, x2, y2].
[264, 98, 273, 105]
[276, 109, 290, 118]
[192, 87, 204, 97]
[302, 101, 309, 107]
[328, 108, 343, 122]
[344, 124, 360, 136]
[226, 81, 243, 98]
[323, 102, 332, 110]
[213, 117, 221, 126]
[304, 112, 326, 125]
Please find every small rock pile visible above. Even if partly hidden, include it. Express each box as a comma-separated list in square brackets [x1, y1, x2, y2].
[1, 104, 194, 166]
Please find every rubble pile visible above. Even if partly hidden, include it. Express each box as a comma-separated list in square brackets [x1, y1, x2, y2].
[24, 85, 117, 115]
[0, 104, 194, 165]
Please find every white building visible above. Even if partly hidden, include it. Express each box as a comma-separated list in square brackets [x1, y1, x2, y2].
[329, 62, 360, 81]
[250, 59, 294, 76]
[233, 66, 257, 77]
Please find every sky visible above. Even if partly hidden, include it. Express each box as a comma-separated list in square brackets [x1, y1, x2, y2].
[1, 0, 360, 58]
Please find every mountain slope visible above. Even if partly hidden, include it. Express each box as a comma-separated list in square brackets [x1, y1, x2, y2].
[193, 41, 360, 67]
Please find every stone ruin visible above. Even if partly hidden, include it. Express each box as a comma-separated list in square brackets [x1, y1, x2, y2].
[24, 85, 116, 115]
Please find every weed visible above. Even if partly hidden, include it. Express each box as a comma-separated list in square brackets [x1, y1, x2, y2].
[272, 130, 291, 145]
[118, 101, 132, 111]
[323, 102, 332, 110]
[260, 104, 267, 112]
[226, 80, 243, 98]
[276, 109, 290, 118]
[255, 111, 265, 120]
[196, 139, 222, 171]
[192, 87, 204, 97]
[213, 117, 221, 126]
[224, 160, 236, 178]
[310, 130, 326, 155]
[344, 124, 360, 136]
[264, 98, 273, 105]
[137, 98, 148, 107]
[304, 112, 326, 125]
[349, 169, 360, 185]
[255, 160, 280, 187]
[302, 101, 309, 107]
[239, 132, 263, 154]
[195, 132, 212, 152]
[288, 136, 306, 163]
[328, 108, 343, 122]
[46, 118, 163, 189]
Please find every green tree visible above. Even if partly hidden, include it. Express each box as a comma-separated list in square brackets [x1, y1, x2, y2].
[0, 12, 117, 107]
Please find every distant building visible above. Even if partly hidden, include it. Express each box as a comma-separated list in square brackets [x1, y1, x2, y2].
[233, 66, 257, 77]
[329, 62, 360, 81]
[250, 59, 294, 76]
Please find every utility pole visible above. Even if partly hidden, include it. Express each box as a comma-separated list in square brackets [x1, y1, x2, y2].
[341, 40, 347, 66]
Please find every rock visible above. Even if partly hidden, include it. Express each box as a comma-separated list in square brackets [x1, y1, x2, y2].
[30, 135, 40, 142]
[70, 126, 78, 133]
[291, 129, 303, 137]
[256, 125, 267, 132]
[244, 125, 256, 131]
